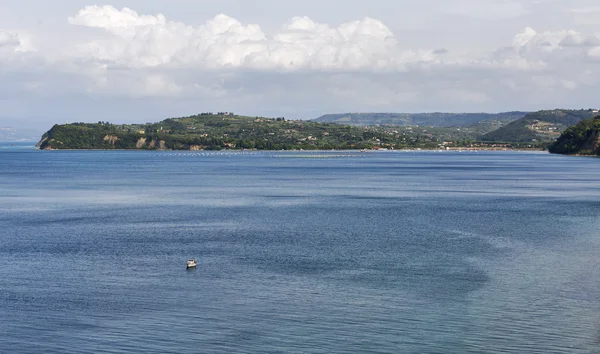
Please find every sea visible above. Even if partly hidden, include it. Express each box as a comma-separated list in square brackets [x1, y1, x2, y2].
[2, 142, 600, 353]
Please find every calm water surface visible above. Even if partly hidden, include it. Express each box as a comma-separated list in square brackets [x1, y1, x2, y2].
[1, 143, 600, 353]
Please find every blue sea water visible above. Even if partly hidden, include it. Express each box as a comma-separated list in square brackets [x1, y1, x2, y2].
[2, 143, 600, 353]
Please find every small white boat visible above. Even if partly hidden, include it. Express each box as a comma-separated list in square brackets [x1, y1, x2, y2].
[186, 259, 197, 268]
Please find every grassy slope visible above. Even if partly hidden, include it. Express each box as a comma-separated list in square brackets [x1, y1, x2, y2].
[482, 109, 597, 142]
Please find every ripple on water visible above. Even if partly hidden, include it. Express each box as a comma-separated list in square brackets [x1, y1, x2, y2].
[2, 151, 600, 353]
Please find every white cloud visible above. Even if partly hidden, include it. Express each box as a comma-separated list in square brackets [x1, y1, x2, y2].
[68, 5, 168, 31]
[66, 6, 436, 72]
[487, 26, 600, 71]
[587, 47, 600, 60]
[2, 3, 600, 127]
[559, 34, 600, 47]
[513, 27, 538, 47]
[0, 31, 35, 54]
[0, 32, 20, 48]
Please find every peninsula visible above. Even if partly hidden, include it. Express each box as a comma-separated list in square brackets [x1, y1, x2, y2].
[36, 110, 595, 151]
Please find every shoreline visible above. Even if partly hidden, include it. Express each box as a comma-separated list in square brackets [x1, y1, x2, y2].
[32, 147, 548, 152]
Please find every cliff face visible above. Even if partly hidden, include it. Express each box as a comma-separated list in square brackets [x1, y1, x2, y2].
[549, 117, 600, 156]
[103, 135, 119, 145]
[36, 123, 172, 150]
[35, 137, 48, 149]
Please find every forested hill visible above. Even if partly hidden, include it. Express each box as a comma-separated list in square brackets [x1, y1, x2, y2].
[37, 109, 595, 151]
[549, 116, 600, 155]
[481, 109, 598, 142]
[313, 112, 528, 127]
[36, 113, 476, 151]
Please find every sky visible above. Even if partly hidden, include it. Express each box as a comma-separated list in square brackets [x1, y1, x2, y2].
[1, 0, 600, 130]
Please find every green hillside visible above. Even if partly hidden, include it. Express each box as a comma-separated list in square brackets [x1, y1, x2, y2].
[314, 112, 528, 127]
[481, 109, 597, 142]
[36, 113, 463, 151]
[37, 109, 592, 151]
[549, 116, 600, 155]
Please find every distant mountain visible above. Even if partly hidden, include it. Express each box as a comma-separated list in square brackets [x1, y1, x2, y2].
[549, 116, 600, 155]
[481, 109, 598, 142]
[313, 112, 529, 127]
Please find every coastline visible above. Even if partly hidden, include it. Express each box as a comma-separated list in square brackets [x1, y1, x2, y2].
[32, 146, 548, 152]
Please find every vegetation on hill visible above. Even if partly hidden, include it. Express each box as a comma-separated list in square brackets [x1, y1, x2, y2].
[38, 113, 486, 151]
[314, 112, 528, 127]
[481, 109, 597, 142]
[549, 116, 600, 155]
[39, 110, 584, 151]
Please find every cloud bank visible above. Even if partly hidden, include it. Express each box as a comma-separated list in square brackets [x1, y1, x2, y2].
[65, 5, 437, 72]
[1, 4, 600, 126]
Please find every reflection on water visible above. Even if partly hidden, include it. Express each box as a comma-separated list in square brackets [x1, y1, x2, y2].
[1, 150, 600, 353]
